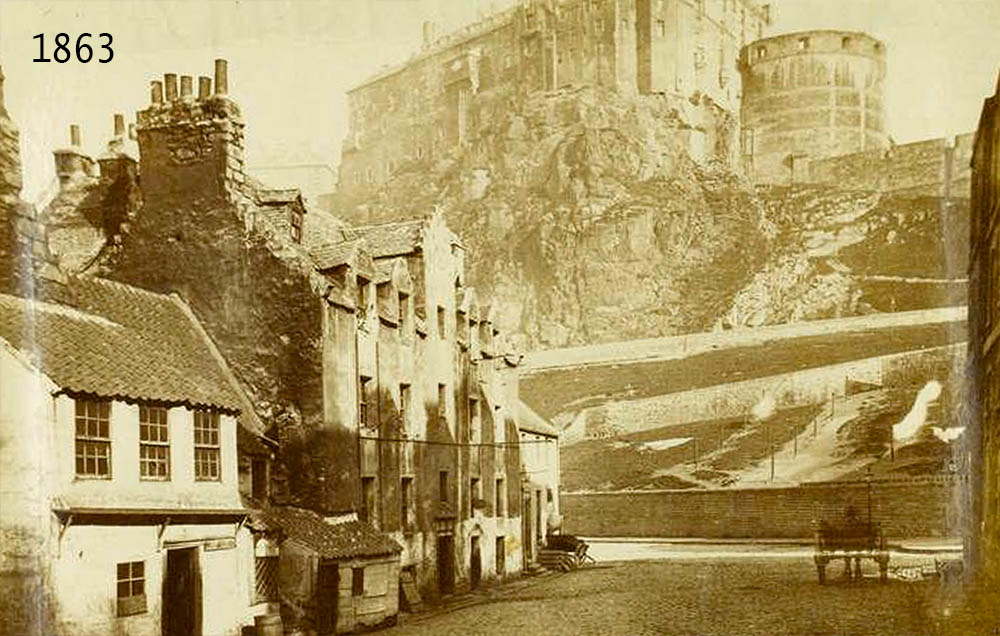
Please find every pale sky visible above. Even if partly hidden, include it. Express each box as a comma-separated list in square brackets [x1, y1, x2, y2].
[1, 0, 998, 202]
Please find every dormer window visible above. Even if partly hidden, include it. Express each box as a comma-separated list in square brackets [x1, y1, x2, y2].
[357, 276, 370, 315]
[398, 292, 409, 327]
[290, 210, 303, 243]
[457, 309, 468, 343]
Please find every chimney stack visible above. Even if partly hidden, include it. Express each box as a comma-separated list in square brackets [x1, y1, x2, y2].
[422, 21, 438, 49]
[151, 80, 163, 104]
[54, 124, 95, 184]
[198, 76, 211, 99]
[214, 59, 228, 95]
[164, 73, 178, 101]
[136, 59, 246, 206]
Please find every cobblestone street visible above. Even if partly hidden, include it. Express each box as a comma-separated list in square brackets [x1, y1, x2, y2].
[386, 555, 994, 636]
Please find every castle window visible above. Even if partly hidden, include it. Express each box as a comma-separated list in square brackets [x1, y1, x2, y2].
[798, 37, 810, 51]
[290, 209, 303, 243]
[437, 305, 446, 338]
[366, 168, 375, 184]
[756, 45, 766, 60]
[841, 36, 851, 49]
[656, 20, 666, 38]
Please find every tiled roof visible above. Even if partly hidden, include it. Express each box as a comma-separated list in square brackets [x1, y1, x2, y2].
[517, 400, 560, 438]
[341, 220, 423, 258]
[0, 276, 242, 411]
[253, 506, 401, 559]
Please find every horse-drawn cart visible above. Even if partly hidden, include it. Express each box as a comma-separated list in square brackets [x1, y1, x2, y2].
[813, 509, 889, 584]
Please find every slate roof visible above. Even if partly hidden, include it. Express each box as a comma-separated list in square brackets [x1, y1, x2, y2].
[517, 400, 560, 438]
[340, 220, 423, 258]
[253, 506, 401, 559]
[309, 239, 364, 271]
[256, 188, 303, 206]
[0, 276, 242, 411]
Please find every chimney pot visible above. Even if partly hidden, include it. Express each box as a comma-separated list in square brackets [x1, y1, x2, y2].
[164, 73, 178, 101]
[113, 114, 125, 137]
[70, 124, 81, 147]
[151, 80, 164, 104]
[180, 75, 193, 98]
[198, 76, 211, 99]
[214, 59, 228, 95]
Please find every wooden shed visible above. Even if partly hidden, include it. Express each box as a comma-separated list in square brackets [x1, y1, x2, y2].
[251, 507, 402, 634]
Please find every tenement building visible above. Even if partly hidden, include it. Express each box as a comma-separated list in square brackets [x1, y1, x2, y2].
[0, 58, 558, 634]
[338, 0, 772, 197]
[969, 71, 1000, 584]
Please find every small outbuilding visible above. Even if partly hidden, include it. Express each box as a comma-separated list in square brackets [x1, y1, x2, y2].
[251, 507, 402, 635]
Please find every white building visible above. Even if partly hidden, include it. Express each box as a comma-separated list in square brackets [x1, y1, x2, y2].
[516, 400, 561, 567]
[0, 276, 269, 636]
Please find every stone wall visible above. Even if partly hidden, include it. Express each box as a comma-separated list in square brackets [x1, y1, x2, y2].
[806, 132, 975, 197]
[561, 476, 964, 538]
[561, 342, 962, 443]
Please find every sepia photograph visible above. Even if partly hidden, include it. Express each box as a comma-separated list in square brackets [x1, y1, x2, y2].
[0, 0, 998, 634]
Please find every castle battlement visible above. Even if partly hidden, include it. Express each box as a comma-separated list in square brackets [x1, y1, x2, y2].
[339, 0, 772, 198]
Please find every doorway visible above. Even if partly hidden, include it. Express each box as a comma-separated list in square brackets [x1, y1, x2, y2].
[522, 492, 533, 568]
[163, 547, 201, 636]
[436, 533, 455, 596]
[316, 562, 340, 635]
[470, 536, 481, 589]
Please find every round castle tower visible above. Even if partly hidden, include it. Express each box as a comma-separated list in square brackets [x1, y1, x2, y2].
[738, 30, 889, 184]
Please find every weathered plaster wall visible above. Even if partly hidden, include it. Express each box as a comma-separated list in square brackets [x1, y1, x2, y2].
[49, 397, 242, 510]
[50, 524, 256, 636]
[0, 345, 59, 635]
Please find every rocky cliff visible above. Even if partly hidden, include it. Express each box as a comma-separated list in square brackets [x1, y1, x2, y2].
[335, 86, 967, 349]
[336, 86, 773, 348]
